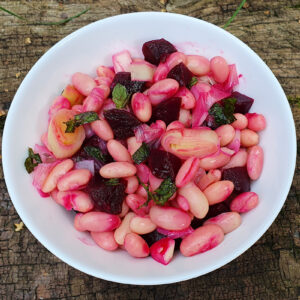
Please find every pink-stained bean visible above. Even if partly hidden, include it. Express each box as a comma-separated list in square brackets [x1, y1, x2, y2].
[42, 159, 74, 193]
[107, 139, 132, 163]
[99, 162, 137, 178]
[175, 157, 200, 188]
[161, 128, 219, 159]
[153, 62, 169, 82]
[74, 213, 84, 231]
[230, 192, 259, 213]
[114, 212, 135, 245]
[147, 78, 179, 106]
[72, 104, 84, 114]
[112, 50, 132, 73]
[178, 182, 209, 219]
[246, 113, 266, 132]
[91, 119, 114, 141]
[232, 113, 248, 130]
[247, 145, 264, 180]
[180, 224, 224, 256]
[130, 216, 157, 234]
[240, 129, 259, 147]
[193, 167, 206, 185]
[223, 148, 247, 169]
[57, 169, 92, 192]
[149, 206, 191, 231]
[166, 121, 185, 131]
[136, 185, 148, 199]
[119, 201, 130, 218]
[56, 190, 94, 212]
[166, 52, 187, 69]
[149, 173, 164, 191]
[186, 55, 210, 76]
[210, 56, 229, 83]
[198, 150, 231, 170]
[136, 163, 150, 184]
[77, 211, 121, 232]
[127, 136, 142, 155]
[91, 231, 118, 251]
[125, 176, 139, 194]
[203, 180, 234, 205]
[176, 195, 190, 211]
[48, 96, 71, 122]
[226, 129, 241, 154]
[150, 238, 175, 265]
[174, 87, 196, 109]
[131, 93, 152, 122]
[130, 60, 156, 82]
[204, 212, 241, 234]
[197, 169, 222, 191]
[124, 233, 150, 258]
[82, 86, 109, 112]
[126, 194, 150, 217]
[215, 124, 235, 147]
[96, 66, 115, 81]
[178, 109, 192, 127]
[95, 76, 112, 87]
[71, 72, 96, 96]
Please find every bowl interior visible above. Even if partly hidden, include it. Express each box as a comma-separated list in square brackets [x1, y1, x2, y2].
[2, 12, 296, 285]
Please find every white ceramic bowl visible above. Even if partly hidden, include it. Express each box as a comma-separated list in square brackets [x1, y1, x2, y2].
[2, 12, 296, 285]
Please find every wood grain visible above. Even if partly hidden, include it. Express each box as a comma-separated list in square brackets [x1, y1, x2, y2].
[0, 0, 299, 299]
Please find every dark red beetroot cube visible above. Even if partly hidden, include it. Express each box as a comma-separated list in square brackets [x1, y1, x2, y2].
[85, 174, 126, 215]
[148, 149, 182, 180]
[104, 109, 141, 140]
[149, 97, 181, 126]
[110, 72, 131, 90]
[167, 62, 193, 86]
[222, 167, 251, 194]
[142, 38, 177, 65]
[226, 91, 254, 114]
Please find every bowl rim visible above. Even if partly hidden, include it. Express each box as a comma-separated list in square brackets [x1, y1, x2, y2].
[2, 11, 297, 285]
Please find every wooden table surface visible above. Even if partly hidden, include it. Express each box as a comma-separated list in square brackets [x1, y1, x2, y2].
[0, 1, 299, 299]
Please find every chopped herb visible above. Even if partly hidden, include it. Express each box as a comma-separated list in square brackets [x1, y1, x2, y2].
[24, 147, 42, 173]
[106, 178, 120, 186]
[137, 176, 176, 207]
[188, 76, 198, 89]
[83, 146, 106, 162]
[223, 0, 247, 29]
[112, 83, 130, 109]
[64, 111, 99, 133]
[132, 143, 150, 164]
[209, 98, 237, 127]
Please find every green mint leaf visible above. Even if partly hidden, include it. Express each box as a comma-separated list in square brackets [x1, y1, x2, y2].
[112, 83, 129, 109]
[132, 143, 150, 164]
[64, 111, 99, 133]
[188, 76, 198, 89]
[83, 146, 106, 162]
[24, 147, 42, 173]
[209, 98, 237, 127]
[106, 178, 120, 186]
[153, 178, 177, 206]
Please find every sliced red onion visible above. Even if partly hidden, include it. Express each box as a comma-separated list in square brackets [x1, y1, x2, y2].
[48, 96, 71, 123]
[34, 143, 56, 163]
[226, 129, 241, 153]
[83, 124, 94, 138]
[224, 64, 239, 92]
[157, 226, 194, 239]
[75, 160, 95, 176]
[134, 122, 165, 144]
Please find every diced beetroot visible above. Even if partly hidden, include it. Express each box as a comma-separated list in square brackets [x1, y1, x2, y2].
[142, 38, 177, 65]
[148, 149, 181, 179]
[104, 109, 141, 140]
[110, 72, 131, 90]
[149, 97, 181, 125]
[222, 166, 251, 194]
[191, 202, 230, 229]
[226, 91, 254, 114]
[85, 174, 126, 215]
[167, 62, 193, 87]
